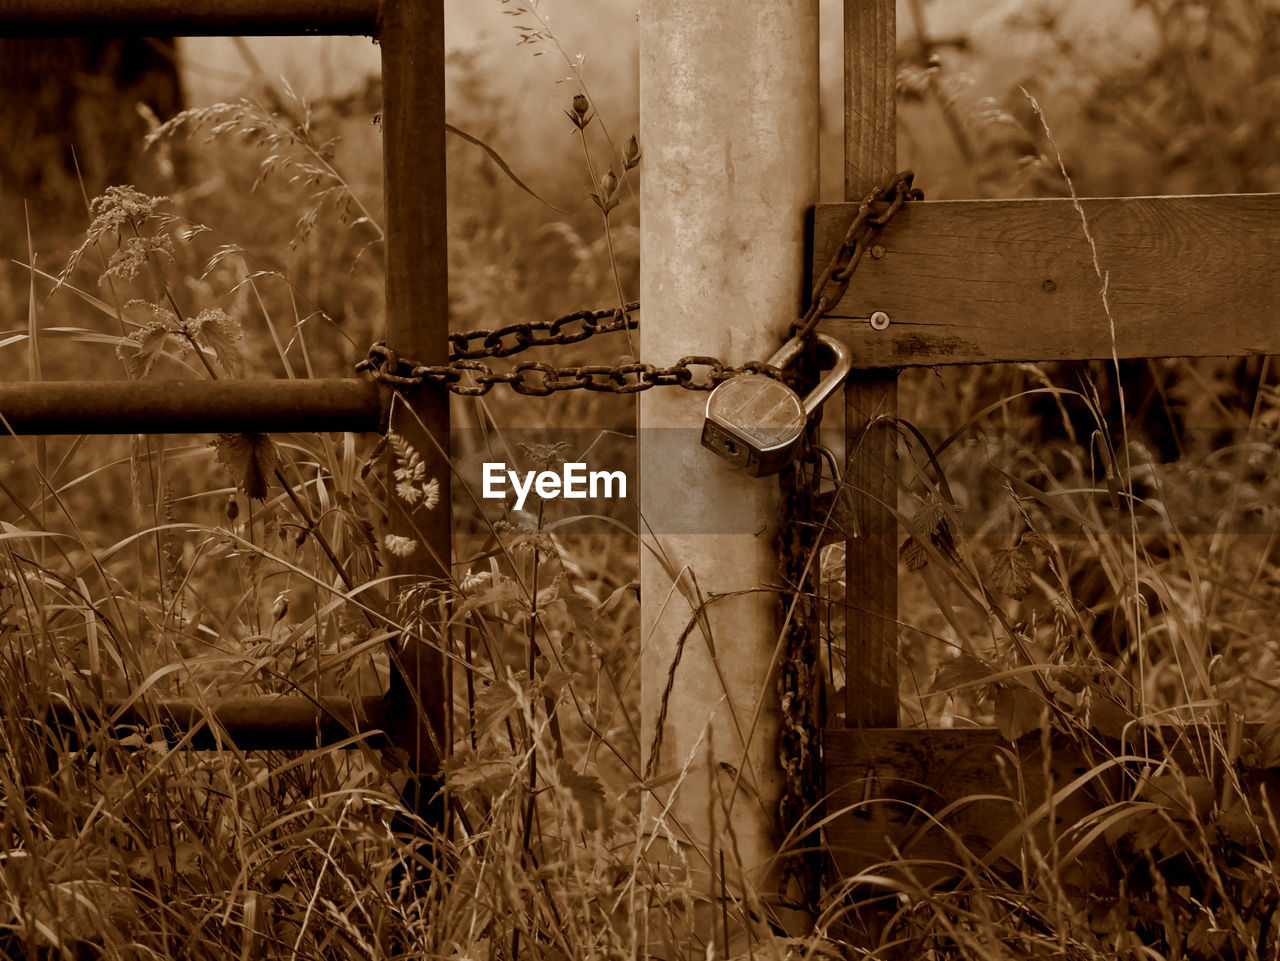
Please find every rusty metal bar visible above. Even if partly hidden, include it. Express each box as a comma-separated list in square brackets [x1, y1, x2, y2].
[0, 379, 381, 435]
[0, 0, 378, 36]
[379, 0, 450, 822]
[48, 695, 389, 750]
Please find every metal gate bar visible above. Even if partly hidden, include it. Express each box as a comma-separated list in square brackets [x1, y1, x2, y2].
[49, 695, 389, 751]
[0, 379, 380, 434]
[0, 1, 377, 36]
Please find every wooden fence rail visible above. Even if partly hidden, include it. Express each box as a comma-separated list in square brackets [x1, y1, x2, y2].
[816, 193, 1280, 368]
[825, 0, 1280, 930]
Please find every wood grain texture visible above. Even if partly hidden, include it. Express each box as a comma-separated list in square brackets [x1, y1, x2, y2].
[842, 374, 899, 727]
[844, 0, 896, 193]
[824, 728, 1112, 890]
[824, 726, 1280, 891]
[843, 0, 900, 728]
[815, 193, 1280, 367]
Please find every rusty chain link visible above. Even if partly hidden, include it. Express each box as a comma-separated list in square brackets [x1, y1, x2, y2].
[792, 169, 921, 343]
[356, 170, 918, 396]
[359, 336, 786, 396]
[357, 171, 921, 906]
[774, 170, 920, 908]
[449, 302, 639, 358]
[359, 301, 791, 394]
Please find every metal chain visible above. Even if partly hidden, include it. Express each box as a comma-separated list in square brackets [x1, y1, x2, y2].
[793, 169, 921, 343]
[357, 172, 922, 904]
[775, 170, 922, 907]
[449, 302, 638, 359]
[356, 169, 918, 396]
[358, 343, 785, 396]
[777, 444, 825, 907]
[358, 301, 789, 394]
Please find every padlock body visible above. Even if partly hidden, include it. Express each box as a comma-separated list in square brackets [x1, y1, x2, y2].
[701, 375, 806, 477]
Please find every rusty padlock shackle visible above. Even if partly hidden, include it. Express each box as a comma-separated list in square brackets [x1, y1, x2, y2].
[700, 332, 852, 477]
[767, 333, 851, 419]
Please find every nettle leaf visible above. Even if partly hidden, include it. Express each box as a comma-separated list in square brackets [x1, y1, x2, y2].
[554, 759, 608, 832]
[900, 535, 930, 571]
[474, 672, 530, 738]
[118, 321, 175, 379]
[455, 575, 526, 619]
[989, 545, 1035, 599]
[187, 308, 244, 376]
[1083, 687, 1134, 741]
[994, 682, 1043, 740]
[537, 668, 576, 700]
[1141, 773, 1216, 823]
[443, 747, 517, 796]
[931, 652, 996, 696]
[214, 433, 279, 501]
[912, 494, 960, 561]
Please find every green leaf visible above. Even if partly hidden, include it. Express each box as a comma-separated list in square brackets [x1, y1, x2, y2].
[214, 433, 279, 501]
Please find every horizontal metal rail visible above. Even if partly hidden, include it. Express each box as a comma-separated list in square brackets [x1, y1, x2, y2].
[0, 379, 382, 435]
[48, 695, 389, 750]
[0, 1, 380, 35]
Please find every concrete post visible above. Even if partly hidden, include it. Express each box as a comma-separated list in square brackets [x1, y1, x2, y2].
[639, 0, 820, 916]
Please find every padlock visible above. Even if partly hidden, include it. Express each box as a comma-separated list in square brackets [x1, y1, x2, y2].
[700, 333, 851, 476]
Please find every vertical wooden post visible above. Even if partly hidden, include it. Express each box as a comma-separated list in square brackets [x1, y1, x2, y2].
[639, 0, 820, 922]
[844, 0, 899, 728]
[379, 0, 450, 819]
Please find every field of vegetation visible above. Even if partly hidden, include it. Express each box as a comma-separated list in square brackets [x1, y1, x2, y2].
[4, 1, 1280, 958]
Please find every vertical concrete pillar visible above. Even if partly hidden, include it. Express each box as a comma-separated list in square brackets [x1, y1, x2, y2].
[639, 0, 820, 907]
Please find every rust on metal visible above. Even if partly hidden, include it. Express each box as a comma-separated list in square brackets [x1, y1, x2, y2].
[0, 380, 381, 435]
[0, 0, 378, 36]
[379, 0, 450, 821]
[48, 695, 389, 751]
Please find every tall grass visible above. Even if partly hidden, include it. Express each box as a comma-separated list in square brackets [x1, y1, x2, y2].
[4, 1, 1280, 957]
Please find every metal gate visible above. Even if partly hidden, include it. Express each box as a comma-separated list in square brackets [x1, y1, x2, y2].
[0, 0, 450, 816]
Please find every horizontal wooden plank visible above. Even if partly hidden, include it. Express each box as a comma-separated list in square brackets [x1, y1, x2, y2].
[824, 727, 1103, 889]
[814, 193, 1280, 367]
[823, 726, 1279, 890]
[0, 1, 378, 36]
[0, 379, 381, 434]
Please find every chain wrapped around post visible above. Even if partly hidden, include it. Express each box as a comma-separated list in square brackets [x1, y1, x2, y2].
[358, 302, 788, 395]
[355, 171, 920, 906]
[775, 170, 919, 906]
[357, 171, 917, 400]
